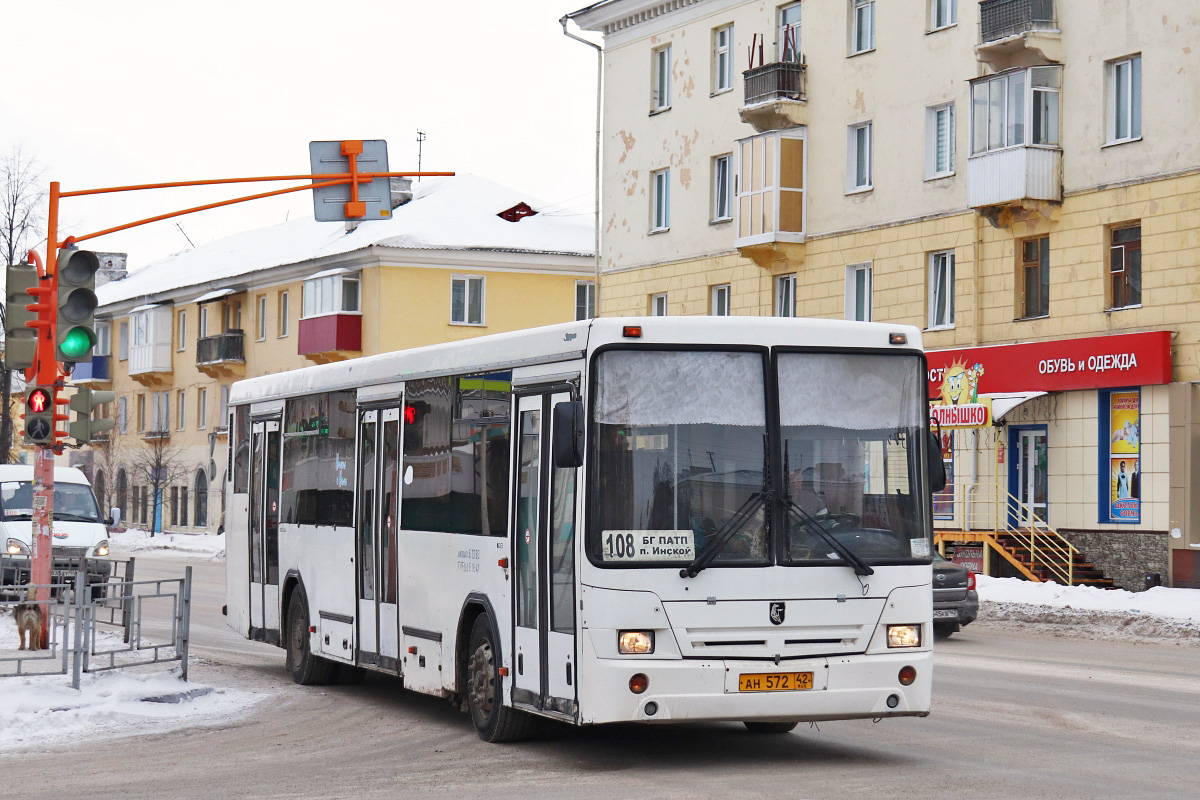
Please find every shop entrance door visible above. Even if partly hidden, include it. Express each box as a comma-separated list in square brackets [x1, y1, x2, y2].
[1011, 427, 1048, 527]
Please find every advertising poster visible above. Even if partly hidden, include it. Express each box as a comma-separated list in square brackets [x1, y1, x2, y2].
[1107, 391, 1140, 522]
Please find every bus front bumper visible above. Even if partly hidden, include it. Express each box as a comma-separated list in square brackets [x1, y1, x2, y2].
[577, 650, 932, 726]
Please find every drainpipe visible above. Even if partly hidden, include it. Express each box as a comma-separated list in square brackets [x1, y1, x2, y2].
[560, 14, 603, 316]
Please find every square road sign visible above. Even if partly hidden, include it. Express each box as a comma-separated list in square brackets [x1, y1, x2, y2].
[309, 140, 392, 222]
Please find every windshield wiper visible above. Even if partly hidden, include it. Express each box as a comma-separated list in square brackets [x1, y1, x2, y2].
[53, 513, 99, 523]
[784, 500, 874, 577]
[679, 491, 768, 579]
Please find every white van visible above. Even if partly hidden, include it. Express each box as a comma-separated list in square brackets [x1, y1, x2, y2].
[0, 465, 116, 591]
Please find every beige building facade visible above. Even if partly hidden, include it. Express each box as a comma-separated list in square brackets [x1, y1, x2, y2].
[70, 175, 594, 536]
[570, 0, 1200, 588]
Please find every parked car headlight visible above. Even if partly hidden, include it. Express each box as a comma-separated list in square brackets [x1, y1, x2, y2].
[6, 538, 30, 556]
[93, 540, 110, 557]
[887, 624, 922, 648]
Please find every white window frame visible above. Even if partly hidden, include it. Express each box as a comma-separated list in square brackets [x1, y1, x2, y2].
[302, 272, 362, 320]
[197, 305, 208, 340]
[845, 263, 873, 321]
[94, 320, 111, 356]
[197, 387, 207, 430]
[652, 44, 672, 111]
[219, 385, 230, 429]
[925, 103, 956, 179]
[712, 154, 732, 222]
[177, 390, 187, 431]
[711, 284, 731, 316]
[118, 397, 128, 434]
[713, 24, 734, 93]
[929, 0, 956, 32]
[850, 0, 875, 55]
[175, 311, 186, 351]
[119, 321, 128, 361]
[779, 3, 802, 63]
[970, 66, 1061, 154]
[1106, 55, 1142, 145]
[776, 274, 796, 317]
[928, 250, 956, 329]
[575, 281, 596, 321]
[278, 291, 289, 337]
[651, 293, 668, 316]
[451, 275, 486, 325]
[735, 128, 807, 246]
[651, 168, 671, 232]
[847, 122, 873, 193]
[256, 295, 267, 341]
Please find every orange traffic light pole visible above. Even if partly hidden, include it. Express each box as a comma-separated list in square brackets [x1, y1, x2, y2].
[26, 145, 452, 641]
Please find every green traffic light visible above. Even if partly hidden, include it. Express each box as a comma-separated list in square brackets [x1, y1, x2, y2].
[59, 326, 95, 360]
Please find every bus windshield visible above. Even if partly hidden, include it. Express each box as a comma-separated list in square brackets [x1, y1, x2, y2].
[587, 348, 931, 568]
[589, 349, 770, 567]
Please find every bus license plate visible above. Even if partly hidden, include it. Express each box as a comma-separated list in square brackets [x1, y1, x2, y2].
[738, 672, 813, 692]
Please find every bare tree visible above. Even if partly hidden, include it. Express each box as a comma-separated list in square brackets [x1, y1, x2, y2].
[127, 435, 189, 536]
[88, 432, 126, 519]
[1, 145, 46, 464]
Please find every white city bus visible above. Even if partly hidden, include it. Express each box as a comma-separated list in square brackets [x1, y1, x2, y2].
[225, 317, 942, 741]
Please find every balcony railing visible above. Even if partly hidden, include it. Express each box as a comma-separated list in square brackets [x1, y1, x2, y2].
[980, 0, 1056, 43]
[196, 330, 245, 365]
[743, 60, 806, 106]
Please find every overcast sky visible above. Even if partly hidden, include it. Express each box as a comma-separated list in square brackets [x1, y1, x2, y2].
[2, 0, 600, 269]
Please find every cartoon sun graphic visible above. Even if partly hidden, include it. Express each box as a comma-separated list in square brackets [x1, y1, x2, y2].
[939, 360, 985, 405]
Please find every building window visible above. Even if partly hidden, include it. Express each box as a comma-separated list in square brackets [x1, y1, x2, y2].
[847, 122, 873, 192]
[119, 321, 129, 360]
[176, 311, 186, 351]
[302, 272, 360, 318]
[711, 284, 731, 316]
[926, 103, 955, 178]
[850, 0, 875, 55]
[1106, 55, 1142, 144]
[198, 387, 207, 430]
[219, 385, 230, 429]
[451, 276, 485, 325]
[195, 470, 209, 529]
[713, 24, 734, 92]
[256, 295, 267, 340]
[278, 291, 289, 337]
[576, 281, 596, 320]
[928, 251, 955, 329]
[970, 66, 1061, 154]
[736, 128, 806, 244]
[136, 394, 145, 433]
[651, 168, 670, 231]
[197, 305, 208, 339]
[845, 263, 872, 321]
[929, 0, 956, 31]
[170, 486, 179, 527]
[180, 486, 188, 528]
[224, 298, 242, 331]
[118, 397, 128, 434]
[776, 274, 796, 317]
[151, 391, 169, 433]
[94, 321, 111, 356]
[177, 390, 186, 431]
[1020, 236, 1050, 319]
[779, 3, 802, 62]
[712, 154, 732, 222]
[651, 293, 668, 316]
[652, 44, 672, 111]
[1110, 224, 1142, 309]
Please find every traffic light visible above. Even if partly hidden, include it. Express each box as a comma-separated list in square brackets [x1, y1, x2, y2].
[68, 387, 116, 446]
[4, 262, 40, 370]
[55, 249, 101, 364]
[23, 386, 56, 445]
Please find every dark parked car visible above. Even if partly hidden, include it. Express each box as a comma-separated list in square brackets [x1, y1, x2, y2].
[933, 554, 978, 638]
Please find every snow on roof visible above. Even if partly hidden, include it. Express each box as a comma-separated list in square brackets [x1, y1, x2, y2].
[97, 174, 594, 309]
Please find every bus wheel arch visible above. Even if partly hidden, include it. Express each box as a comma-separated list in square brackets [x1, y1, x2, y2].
[283, 574, 335, 685]
[454, 594, 495, 706]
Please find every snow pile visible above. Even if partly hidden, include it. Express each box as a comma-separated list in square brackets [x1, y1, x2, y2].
[977, 575, 1200, 642]
[0, 667, 263, 752]
[109, 528, 226, 560]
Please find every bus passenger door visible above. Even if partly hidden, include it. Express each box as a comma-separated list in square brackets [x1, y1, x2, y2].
[377, 407, 401, 668]
[356, 409, 380, 664]
[512, 391, 578, 718]
[248, 418, 282, 639]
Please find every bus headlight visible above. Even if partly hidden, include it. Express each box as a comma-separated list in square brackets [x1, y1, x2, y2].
[618, 630, 655, 654]
[93, 540, 110, 557]
[6, 538, 30, 556]
[886, 625, 921, 648]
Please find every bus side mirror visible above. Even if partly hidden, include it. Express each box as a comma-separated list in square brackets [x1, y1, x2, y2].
[553, 401, 585, 468]
[928, 431, 947, 493]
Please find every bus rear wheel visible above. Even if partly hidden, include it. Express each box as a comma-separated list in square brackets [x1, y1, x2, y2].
[286, 592, 335, 686]
[743, 721, 799, 734]
[466, 615, 531, 743]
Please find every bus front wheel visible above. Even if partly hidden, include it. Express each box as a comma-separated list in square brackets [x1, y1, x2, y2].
[466, 615, 531, 743]
[286, 592, 335, 686]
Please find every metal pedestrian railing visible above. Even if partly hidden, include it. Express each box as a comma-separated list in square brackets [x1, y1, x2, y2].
[1, 561, 192, 687]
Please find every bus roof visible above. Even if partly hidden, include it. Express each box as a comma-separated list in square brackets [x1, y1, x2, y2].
[229, 317, 922, 406]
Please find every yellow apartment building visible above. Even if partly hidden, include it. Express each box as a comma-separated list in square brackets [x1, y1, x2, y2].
[568, 0, 1200, 588]
[72, 175, 594, 535]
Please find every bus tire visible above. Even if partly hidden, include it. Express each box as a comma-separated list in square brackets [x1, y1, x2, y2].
[286, 592, 335, 686]
[466, 615, 531, 743]
[743, 721, 798, 734]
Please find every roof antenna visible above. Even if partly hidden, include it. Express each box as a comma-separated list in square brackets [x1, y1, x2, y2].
[416, 130, 426, 181]
[174, 222, 196, 249]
